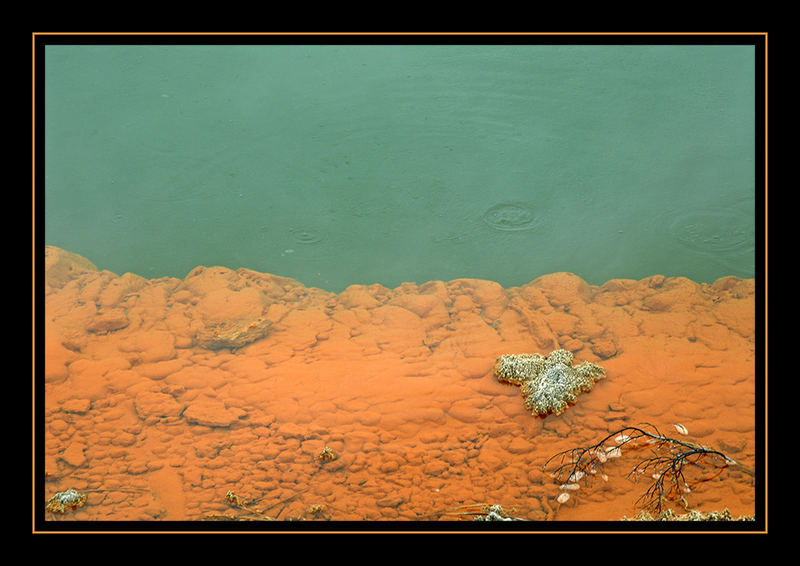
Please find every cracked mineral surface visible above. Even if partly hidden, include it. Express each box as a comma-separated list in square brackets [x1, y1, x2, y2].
[42, 246, 757, 522]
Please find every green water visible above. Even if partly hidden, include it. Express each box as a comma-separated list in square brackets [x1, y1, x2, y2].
[44, 44, 756, 292]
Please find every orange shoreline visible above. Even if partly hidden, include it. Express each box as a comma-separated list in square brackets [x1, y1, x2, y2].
[41, 245, 757, 522]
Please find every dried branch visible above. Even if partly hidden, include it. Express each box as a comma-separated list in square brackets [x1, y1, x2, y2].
[543, 423, 752, 514]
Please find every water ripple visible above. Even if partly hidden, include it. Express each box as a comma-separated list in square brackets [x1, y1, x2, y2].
[482, 202, 538, 232]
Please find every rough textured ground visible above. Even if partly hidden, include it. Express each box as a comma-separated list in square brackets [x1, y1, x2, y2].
[41, 245, 757, 522]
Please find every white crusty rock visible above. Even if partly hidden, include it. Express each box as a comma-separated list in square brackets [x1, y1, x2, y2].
[494, 349, 606, 416]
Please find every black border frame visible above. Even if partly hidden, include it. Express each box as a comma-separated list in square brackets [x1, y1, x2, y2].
[32, 32, 767, 535]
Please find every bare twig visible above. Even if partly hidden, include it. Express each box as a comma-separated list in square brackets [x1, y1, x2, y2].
[543, 423, 752, 514]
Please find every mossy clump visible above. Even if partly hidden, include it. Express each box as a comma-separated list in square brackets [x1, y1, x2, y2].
[623, 508, 756, 521]
[46, 489, 87, 514]
[225, 490, 249, 508]
[472, 504, 524, 521]
[318, 445, 337, 461]
[495, 349, 605, 416]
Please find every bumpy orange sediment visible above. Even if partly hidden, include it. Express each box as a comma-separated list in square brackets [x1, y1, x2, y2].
[42, 249, 757, 522]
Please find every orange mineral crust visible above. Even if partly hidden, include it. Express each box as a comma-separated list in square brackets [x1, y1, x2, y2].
[41, 246, 757, 522]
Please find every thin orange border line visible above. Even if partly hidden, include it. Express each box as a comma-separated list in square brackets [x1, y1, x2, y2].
[31, 31, 769, 36]
[762, 32, 768, 535]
